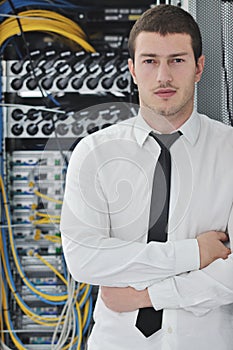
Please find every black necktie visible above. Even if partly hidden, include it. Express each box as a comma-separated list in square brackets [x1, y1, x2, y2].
[135, 131, 182, 338]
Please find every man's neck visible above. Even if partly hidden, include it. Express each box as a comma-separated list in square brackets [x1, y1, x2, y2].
[140, 108, 192, 134]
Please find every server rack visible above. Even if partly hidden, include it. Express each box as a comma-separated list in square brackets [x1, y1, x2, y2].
[1, 1, 232, 349]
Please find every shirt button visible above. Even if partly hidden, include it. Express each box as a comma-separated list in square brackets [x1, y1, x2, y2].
[167, 326, 173, 334]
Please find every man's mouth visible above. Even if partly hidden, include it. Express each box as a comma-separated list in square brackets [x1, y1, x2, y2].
[154, 88, 176, 98]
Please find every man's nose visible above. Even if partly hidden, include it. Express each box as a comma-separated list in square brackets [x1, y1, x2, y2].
[156, 62, 172, 84]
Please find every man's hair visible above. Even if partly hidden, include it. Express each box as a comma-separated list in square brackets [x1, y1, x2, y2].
[128, 4, 202, 65]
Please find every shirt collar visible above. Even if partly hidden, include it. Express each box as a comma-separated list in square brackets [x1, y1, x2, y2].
[179, 110, 200, 146]
[134, 109, 200, 147]
[133, 113, 152, 147]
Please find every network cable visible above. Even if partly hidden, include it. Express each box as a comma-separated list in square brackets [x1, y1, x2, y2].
[0, 0, 90, 22]
[0, 9, 95, 51]
[1, 175, 93, 348]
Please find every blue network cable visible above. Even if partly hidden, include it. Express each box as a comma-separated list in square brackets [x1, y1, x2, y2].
[79, 285, 93, 308]
[0, 68, 2, 176]
[0, 0, 87, 21]
[82, 294, 93, 335]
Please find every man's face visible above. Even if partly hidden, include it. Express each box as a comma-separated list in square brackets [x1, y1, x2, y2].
[128, 32, 204, 124]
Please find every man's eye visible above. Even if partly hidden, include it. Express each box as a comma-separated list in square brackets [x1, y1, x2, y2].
[173, 58, 184, 63]
[144, 59, 155, 64]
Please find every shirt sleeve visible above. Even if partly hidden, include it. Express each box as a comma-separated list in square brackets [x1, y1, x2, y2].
[148, 206, 233, 316]
[60, 138, 200, 288]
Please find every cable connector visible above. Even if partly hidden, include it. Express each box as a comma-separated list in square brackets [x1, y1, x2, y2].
[34, 229, 41, 241]
[27, 249, 34, 256]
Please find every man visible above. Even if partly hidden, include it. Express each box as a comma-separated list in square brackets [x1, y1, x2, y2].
[60, 5, 233, 350]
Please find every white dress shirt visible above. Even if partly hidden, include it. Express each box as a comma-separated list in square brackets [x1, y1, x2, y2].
[60, 110, 233, 350]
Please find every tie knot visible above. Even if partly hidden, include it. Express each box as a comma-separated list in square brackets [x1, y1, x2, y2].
[149, 131, 182, 149]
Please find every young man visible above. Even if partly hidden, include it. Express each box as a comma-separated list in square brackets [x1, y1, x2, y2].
[60, 5, 233, 350]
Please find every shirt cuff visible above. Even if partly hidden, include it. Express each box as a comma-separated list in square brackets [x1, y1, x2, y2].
[173, 238, 200, 275]
[148, 278, 181, 310]
[148, 239, 200, 311]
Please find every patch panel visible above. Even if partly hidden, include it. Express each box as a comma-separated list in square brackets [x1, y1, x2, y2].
[36, 171, 62, 181]
[33, 201, 63, 212]
[20, 255, 63, 268]
[11, 164, 64, 175]
[12, 211, 32, 225]
[11, 181, 34, 195]
[20, 345, 55, 350]
[13, 227, 35, 239]
[29, 336, 55, 345]
[3, 51, 131, 94]
[21, 284, 67, 297]
[14, 239, 60, 255]
[13, 232, 62, 256]
[11, 196, 37, 210]
[75, 5, 148, 22]
[13, 227, 60, 238]
[30, 306, 60, 316]
[10, 169, 31, 181]
[6, 102, 135, 138]
[15, 244, 48, 256]
[9, 151, 68, 166]
[20, 261, 63, 277]
[21, 267, 61, 278]
[17, 232, 61, 251]
[21, 315, 63, 330]
[30, 276, 58, 285]
[15, 239, 55, 255]
[9, 151, 67, 219]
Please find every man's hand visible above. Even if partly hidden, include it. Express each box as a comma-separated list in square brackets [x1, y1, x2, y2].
[101, 286, 152, 313]
[197, 230, 231, 269]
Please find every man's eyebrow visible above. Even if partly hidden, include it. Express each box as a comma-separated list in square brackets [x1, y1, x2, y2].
[139, 52, 189, 58]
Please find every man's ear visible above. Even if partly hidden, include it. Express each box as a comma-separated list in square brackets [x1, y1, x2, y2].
[128, 58, 137, 85]
[195, 55, 205, 83]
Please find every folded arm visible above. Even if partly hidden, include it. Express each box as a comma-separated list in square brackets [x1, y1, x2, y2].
[61, 194, 199, 287]
[148, 209, 233, 316]
[149, 253, 233, 316]
[101, 231, 232, 314]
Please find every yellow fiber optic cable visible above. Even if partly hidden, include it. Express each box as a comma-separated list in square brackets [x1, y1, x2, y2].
[1, 10, 86, 38]
[33, 252, 91, 309]
[34, 211, 60, 219]
[82, 299, 90, 330]
[31, 218, 60, 225]
[0, 10, 95, 52]
[43, 234, 61, 243]
[33, 189, 63, 204]
[0, 314, 4, 342]
[34, 252, 89, 307]
[34, 252, 67, 285]
[78, 284, 91, 307]
[31, 211, 61, 225]
[33, 228, 61, 243]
